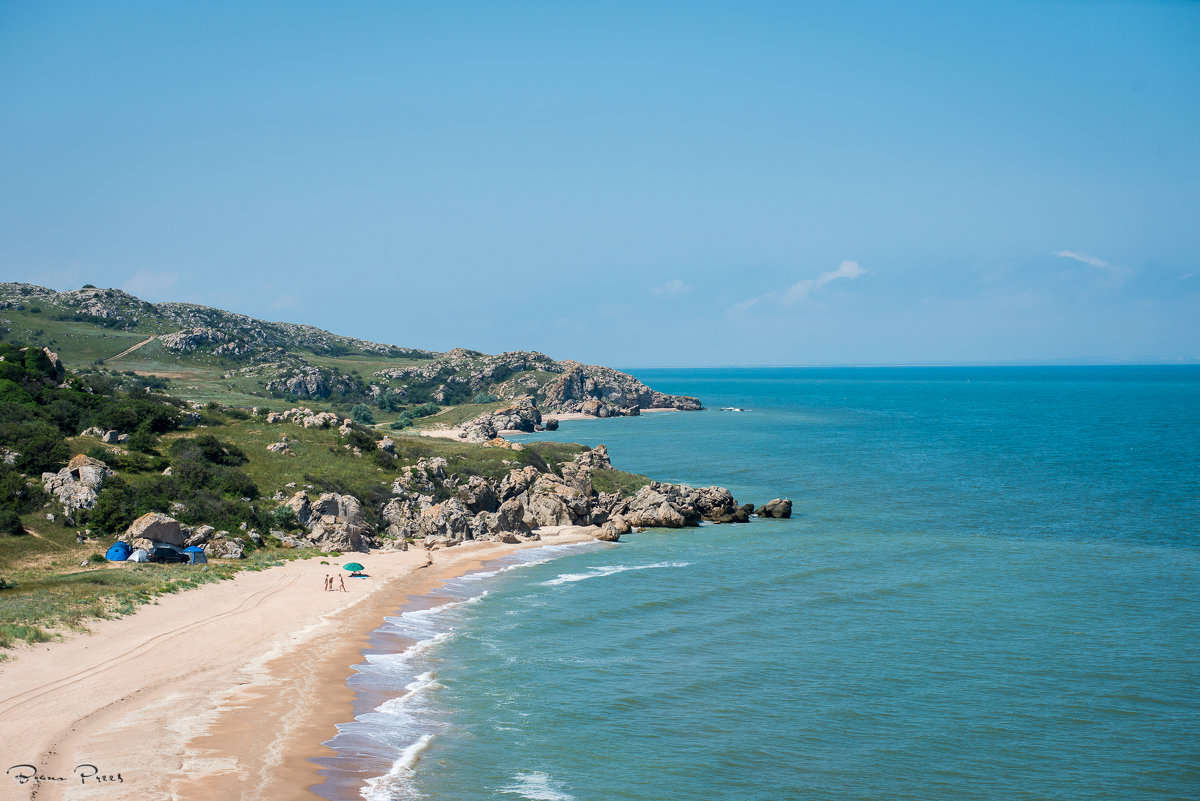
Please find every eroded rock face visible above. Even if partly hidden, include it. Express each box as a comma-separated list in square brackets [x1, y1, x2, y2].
[457, 475, 499, 514]
[287, 492, 374, 552]
[538, 362, 701, 416]
[355, 449, 757, 553]
[487, 397, 542, 433]
[42, 455, 114, 519]
[160, 327, 228, 354]
[126, 512, 185, 547]
[185, 524, 216, 547]
[605, 482, 744, 529]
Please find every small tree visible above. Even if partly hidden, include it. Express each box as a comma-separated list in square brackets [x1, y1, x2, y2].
[350, 403, 375, 425]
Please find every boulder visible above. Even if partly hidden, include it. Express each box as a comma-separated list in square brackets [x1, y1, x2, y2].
[102, 430, 120, 444]
[755, 498, 792, 519]
[457, 474, 499, 514]
[486, 498, 531, 537]
[185, 525, 216, 547]
[126, 512, 184, 547]
[218, 538, 246, 559]
[42, 348, 66, 382]
[41, 455, 114, 518]
[524, 492, 574, 528]
[306, 493, 374, 553]
[415, 498, 472, 541]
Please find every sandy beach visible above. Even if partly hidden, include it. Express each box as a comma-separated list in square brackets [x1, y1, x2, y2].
[0, 528, 599, 801]
[421, 408, 679, 440]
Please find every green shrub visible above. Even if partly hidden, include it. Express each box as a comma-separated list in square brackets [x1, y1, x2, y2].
[350, 403, 375, 425]
[0, 510, 25, 535]
[271, 505, 300, 531]
[128, 425, 160, 453]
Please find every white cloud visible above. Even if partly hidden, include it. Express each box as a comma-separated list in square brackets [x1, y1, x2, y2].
[122, 270, 180, 301]
[652, 279, 691, 297]
[784, 260, 866, 303]
[731, 260, 867, 313]
[1054, 250, 1130, 282]
[1054, 249, 1110, 269]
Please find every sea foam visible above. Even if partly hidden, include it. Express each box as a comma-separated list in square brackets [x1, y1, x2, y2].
[541, 561, 692, 586]
[499, 771, 576, 801]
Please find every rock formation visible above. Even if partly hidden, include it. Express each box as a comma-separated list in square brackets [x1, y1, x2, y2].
[285, 491, 374, 553]
[124, 512, 185, 547]
[41, 455, 115, 520]
[755, 498, 793, 518]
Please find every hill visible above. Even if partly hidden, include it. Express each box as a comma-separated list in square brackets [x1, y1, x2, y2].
[0, 282, 769, 652]
[0, 283, 701, 426]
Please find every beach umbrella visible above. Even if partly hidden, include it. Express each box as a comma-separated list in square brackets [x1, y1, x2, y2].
[343, 562, 365, 572]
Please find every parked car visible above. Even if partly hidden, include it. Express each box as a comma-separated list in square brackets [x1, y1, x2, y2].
[148, 546, 188, 563]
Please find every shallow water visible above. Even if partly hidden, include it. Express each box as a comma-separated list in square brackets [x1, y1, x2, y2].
[321, 367, 1200, 800]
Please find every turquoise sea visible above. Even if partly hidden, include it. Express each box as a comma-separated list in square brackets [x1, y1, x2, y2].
[317, 367, 1200, 801]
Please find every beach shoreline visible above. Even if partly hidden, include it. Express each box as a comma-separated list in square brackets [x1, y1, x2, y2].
[421, 407, 681, 440]
[0, 527, 600, 801]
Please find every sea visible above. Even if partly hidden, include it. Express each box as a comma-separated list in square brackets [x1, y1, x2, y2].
[315, 367, 1200, 801]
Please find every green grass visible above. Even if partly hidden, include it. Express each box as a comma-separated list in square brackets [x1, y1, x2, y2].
[0, 547, 321, 647]
[2, 308, 159, 365]
[592, 468, 653, 497]
[304, 353, 434, 374]
[411, 401, 508, 430]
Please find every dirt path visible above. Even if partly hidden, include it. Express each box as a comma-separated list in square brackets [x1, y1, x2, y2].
[105, 335, 156, 362]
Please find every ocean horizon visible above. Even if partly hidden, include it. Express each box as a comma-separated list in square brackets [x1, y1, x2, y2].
[318, 365, 1200, 800]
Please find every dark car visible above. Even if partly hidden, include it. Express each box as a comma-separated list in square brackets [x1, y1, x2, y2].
[148, 546, 188, 564]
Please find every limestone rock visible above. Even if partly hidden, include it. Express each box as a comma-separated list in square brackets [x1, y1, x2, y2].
[126, 512, 185, 547]
[185, 525, 216, 547]
[306, 493, 373, 553]
[457, 475, 499, 514]
[41, 455, 114, 518]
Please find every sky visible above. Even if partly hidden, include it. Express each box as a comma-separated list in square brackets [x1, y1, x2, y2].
[1, 0, 1197, 366]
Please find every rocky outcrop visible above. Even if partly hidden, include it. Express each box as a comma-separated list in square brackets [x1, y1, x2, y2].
[42, 348, 66, 383]
[125, 512, 185, 547]
[265, 367, 357, 399]
[755, 498, 792, 518]
[371, 440, 753, 551]
[160, 327, 228, 353]
[286, 491, 374, 553]
[41, 454, 114, 519]
[606, 482, 746, 529]
[184, 524, 216, 547]
[488, 397, 542, 433]
[538, 362, 701, 416]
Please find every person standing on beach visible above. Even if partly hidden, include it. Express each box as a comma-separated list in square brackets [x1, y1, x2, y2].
[324, 574, 332, 591]
[338, 575, 347, 592]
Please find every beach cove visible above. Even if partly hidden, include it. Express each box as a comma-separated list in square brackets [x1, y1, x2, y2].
[0, 527, 598, 801]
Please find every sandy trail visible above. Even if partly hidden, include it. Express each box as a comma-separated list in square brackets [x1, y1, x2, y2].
[103, 335, 155, 363]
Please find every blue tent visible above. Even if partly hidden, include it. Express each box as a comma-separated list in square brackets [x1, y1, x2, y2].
[105, 541, 132, 562]
[184, 546, 208, 565]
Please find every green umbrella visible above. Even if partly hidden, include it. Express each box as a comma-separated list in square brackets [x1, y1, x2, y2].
[343, 562, 365, 572]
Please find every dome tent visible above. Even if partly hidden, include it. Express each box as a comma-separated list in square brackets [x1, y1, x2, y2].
[105, 541, 131, 562]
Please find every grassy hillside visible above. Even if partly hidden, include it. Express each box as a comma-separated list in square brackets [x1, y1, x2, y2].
[0, 283, 668, 652]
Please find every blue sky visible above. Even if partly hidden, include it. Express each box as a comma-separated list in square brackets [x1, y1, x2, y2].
[1, 1, 1197, 365]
